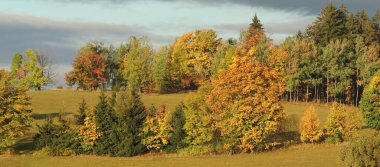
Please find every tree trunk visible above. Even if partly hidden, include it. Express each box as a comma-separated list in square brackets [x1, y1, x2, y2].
[306, 84, 309, 102]
[326, 78, 329, 104]
[356, 69, 359, 106]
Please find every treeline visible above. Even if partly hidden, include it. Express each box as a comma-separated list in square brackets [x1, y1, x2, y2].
[9, 49, 53, 90]
[64, 3, 380, 106]
[281, 3, 380, 105]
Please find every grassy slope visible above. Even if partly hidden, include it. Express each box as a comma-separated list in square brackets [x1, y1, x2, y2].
[0, 144, 343, 167]
[1, 90, 357, 167]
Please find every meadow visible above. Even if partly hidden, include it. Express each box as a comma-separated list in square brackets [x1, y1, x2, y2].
[0, 90, 358, 167]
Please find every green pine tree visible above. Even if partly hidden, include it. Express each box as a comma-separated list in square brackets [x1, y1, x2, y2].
[113, 89, 147, 156]
[250, 14, 263, 30]
[93, 91, 117, 155]
[76, 98, 87, 125]
[167, 103, 186, 152]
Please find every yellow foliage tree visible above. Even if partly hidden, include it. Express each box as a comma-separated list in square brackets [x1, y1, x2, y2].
[206, 55, 285, 153]
[0, 69, 32, 151]
[299, 106, 323, 143]
[169, 30, 219, 88]
[143, 105, 172, 152]
[324, 103, 363, 143]
[79, 108, 103, 151]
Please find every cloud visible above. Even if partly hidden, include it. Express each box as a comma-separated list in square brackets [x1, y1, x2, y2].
[44, 0, 380, 15]
[0, 12, 174, 64]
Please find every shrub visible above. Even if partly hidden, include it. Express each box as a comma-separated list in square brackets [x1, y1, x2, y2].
[34, 119, 82, 156]
[143, 105, 171, 152]
[299, 106, 323, 143]
[340, 132, 380, 167]
[324, 103, 363, 143]
[360, 70, 380, 130]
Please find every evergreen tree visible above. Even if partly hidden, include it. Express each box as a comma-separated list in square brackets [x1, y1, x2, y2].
[356, 10, 377, 45]
[346, 12, 360, 41]
[250, 14, 263, 31]
[93, 92, 117, 155]
[373, 10, 380, 42]
[242, 14, 265, 56]
[113, 89, 147, 156]
[167, 103, 186, 152]
[307, 2, 347, 46]
[76, 98, 87, 125]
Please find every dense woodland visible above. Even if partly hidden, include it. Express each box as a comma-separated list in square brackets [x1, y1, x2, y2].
[1, 2, 380, 164]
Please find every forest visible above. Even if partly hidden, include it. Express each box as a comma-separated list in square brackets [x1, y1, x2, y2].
[1, 2, 380, 167]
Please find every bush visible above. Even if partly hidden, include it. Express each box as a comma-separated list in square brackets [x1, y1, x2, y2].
[360, 70, 380, 130]
[324, 103, 363, 143]
[34, 119, 82, 156]
[340, 132, 380, 167]
[299, 106, 323, 143]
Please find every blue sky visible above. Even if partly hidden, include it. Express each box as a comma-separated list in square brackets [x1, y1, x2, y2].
[0, 0, 379, 85]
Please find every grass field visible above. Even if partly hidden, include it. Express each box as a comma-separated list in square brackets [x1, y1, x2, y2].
[0, 144, 344, 167]
[0, 90, 360, 167]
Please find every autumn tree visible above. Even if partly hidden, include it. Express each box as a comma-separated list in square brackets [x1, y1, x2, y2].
[240, 14, 265, 57]
[10, 53, 22, 79]
[65, 43, 107, 90]
[143, 105, 171, 152]
[153, 46, 171, 93]
[108, 43, 128, 90]
[183, 84, 215, 154]
[169, 30, 219, 89]
[123, 36, 154, 93]
[0, 69, 32, 151]
[18, 49, 49, 90]
[324, 103, 363, 143]
[299, 106, 323, 143]
[79, 108, 103, 152]
[212, 39, 237, 75]
[360, 70, 380, 130]
[207, 55, 285, 153]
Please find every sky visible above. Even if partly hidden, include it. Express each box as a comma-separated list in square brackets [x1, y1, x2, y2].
[0, 0, 379, 85]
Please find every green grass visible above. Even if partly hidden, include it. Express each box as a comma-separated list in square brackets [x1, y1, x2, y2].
[0, 90, 360, 167]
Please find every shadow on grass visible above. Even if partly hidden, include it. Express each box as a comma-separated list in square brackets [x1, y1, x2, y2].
[31, 113, 60, 120]
[13, 137, 35, 154]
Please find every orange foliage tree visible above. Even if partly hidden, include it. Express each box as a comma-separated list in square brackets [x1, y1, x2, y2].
[206, 55, 285, 153]
[65, 51, 107, 90]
